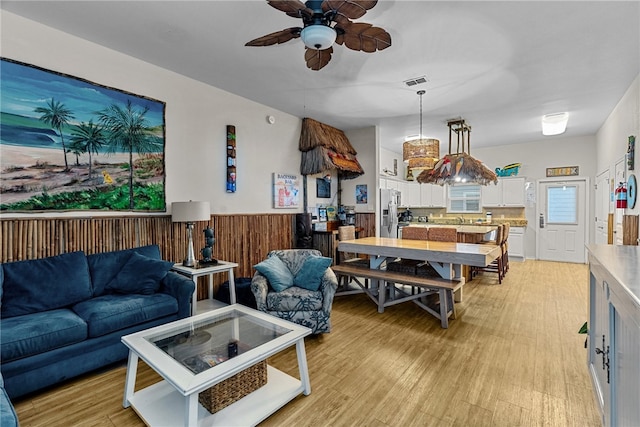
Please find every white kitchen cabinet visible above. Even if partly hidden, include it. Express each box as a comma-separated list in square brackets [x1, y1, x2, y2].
[482, 177, 525, 207]
[508, 226, 525, 258]
[419, 183, 446, 207]
[404, 182, 421, 207]
[587, 245, 640, 427]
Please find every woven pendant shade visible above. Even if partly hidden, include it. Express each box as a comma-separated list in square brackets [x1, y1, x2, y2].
[403, 138, 440, 171]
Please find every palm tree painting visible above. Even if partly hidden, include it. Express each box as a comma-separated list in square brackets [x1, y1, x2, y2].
[35, 98, 75, 171]
[0, 58, 166, 212]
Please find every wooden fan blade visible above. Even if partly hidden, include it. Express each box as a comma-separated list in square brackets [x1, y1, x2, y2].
[245, 27, 302, 46]
[322, 0, 377, 20]
[335, 22, 391, 52]
[304, 46, 333, 70]
[268, 0, 313, 19]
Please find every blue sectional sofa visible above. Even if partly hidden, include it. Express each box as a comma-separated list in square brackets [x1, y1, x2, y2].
[0, 245, 195, 402]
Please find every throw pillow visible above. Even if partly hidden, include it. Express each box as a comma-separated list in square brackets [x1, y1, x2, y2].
[293, 256, 332, 291]
[106, 252, 173, 295]
[254, 255, 293, 292]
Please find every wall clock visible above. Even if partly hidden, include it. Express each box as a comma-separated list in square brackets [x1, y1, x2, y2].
[628, 174, 637, 209]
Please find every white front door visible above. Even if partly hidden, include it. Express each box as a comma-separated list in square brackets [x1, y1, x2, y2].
[537, 178, 588, 263]
[595, 170, 610, 244]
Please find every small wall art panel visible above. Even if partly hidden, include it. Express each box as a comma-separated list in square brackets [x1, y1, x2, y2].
[273, 173, 300, 209]
[0, 58, 166, 212]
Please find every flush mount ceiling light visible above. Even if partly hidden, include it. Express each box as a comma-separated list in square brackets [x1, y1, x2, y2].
[300, 25, 336, 50]
[542, 112, 569, 136]
[416, 118, 498, 186]
[402, 90, 440, 172]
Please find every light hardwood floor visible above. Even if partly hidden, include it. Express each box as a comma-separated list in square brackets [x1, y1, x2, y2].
[13, 260, 601, 426]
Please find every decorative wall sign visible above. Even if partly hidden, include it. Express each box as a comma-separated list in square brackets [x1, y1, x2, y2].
[546, 166, 579, 177]
[628, 135, 635, 171]
[495, 162, 522, 177]
[273, 173, 300, 208]
[226, 125, 236, 193]
[356, 184, 368, 204]
[0, 58, 166, 212]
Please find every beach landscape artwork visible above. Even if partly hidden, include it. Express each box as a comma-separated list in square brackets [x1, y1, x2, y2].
[0, 58, 166, 212]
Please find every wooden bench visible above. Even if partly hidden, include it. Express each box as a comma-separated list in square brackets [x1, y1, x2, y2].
[331, 264, 464, 328]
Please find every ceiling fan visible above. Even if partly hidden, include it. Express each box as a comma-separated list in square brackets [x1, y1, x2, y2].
[245, 0, 392, 71]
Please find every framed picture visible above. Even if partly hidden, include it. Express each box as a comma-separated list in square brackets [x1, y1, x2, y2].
[316, 177, 331, 198]
[356, 184, 368, 204]
[273, 173, 300, 208]
[0, 58, 166, 212]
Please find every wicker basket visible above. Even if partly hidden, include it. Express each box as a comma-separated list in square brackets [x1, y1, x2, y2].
[198, 360, 268, 413]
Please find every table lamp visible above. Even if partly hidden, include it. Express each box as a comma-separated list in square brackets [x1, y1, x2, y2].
[171, 201, 211, 267]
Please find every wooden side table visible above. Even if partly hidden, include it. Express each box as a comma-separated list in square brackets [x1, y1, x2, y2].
[171, 261, 239, 315]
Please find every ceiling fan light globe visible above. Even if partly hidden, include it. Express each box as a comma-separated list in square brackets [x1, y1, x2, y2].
[301, 25, 336, 50]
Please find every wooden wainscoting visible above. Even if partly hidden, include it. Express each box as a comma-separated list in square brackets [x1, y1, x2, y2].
[0, 214, 295, 300]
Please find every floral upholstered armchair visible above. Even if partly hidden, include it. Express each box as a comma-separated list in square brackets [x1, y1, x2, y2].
[251, 249, 338, 334]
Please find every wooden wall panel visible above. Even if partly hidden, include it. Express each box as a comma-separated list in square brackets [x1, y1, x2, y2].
[0, 214, 295, 299]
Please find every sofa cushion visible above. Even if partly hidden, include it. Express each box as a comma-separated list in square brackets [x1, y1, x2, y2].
[1, 309, 88, 362]
[87, 245, 161, 296]
[266, 286, 323, 311]
[254, 255, 294, 292]
[293, 256, 332, 291]
[1, 251, 92, 318]
[106, 252, 173, 295]
[72, 293, 178, 338]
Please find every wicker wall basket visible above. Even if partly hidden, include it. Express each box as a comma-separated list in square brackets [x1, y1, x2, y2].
[198, 360, 268, 414]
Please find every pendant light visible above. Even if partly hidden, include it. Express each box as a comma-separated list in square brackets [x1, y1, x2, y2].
[416, 118, 498, 186]
[402, 90, 439, 173]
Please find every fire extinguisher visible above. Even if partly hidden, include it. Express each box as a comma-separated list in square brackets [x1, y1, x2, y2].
[615, 182, 628, 208]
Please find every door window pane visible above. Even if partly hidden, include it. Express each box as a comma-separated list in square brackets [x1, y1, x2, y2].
[547, 185, 577, 224]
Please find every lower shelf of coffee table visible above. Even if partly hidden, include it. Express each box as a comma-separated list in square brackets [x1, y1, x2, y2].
[128, 365, 303, 426]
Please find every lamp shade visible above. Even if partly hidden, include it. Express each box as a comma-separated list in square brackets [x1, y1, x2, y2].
[171, 201, 210, 223]
[301, 25, 336, 50]
[403, 138, 440, 171]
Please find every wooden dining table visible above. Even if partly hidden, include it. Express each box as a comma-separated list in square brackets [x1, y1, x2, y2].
[336, 236, 502, 326]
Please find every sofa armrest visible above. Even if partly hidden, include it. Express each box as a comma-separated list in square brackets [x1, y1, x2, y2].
[161, 271, 195, 319]
[319, 268, 338, 313]
[0, 373, 18, 427]
[250, 272, 269, 311]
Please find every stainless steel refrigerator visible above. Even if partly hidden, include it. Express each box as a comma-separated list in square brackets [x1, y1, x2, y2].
[380, 188, 401, 238]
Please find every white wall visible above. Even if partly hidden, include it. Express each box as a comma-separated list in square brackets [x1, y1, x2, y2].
[344, 126, 377, 214]
[474, 136, 597, 258]
[596, 74, 640, 216]
[1, 11, 303, 216]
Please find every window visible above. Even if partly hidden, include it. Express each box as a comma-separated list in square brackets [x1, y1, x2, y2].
[448, 184, 481, 213]
[547, 185, 577, 224]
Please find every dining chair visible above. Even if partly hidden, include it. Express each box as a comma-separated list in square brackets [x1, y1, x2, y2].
[387, 227, 429, 275]
[426, 227, 458, 242]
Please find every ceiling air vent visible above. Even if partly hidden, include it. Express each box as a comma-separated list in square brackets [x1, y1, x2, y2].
[404, 75, 428, 87]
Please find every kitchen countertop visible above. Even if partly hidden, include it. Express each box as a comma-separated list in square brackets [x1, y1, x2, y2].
[417, 218, 528, 227]
[402, 224, 498, 234]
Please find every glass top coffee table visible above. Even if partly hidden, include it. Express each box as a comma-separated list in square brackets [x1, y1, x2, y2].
[122, 304, 312, 426]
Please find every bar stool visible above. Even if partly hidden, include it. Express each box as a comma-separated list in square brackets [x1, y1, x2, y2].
[472, 224, 504, 284]
[502, 223, 510, 276]
[335, 225, 369, 294]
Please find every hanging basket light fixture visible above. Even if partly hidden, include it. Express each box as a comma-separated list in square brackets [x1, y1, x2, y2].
[403, 90, 440, 173]
[416, 118, 497, 186]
